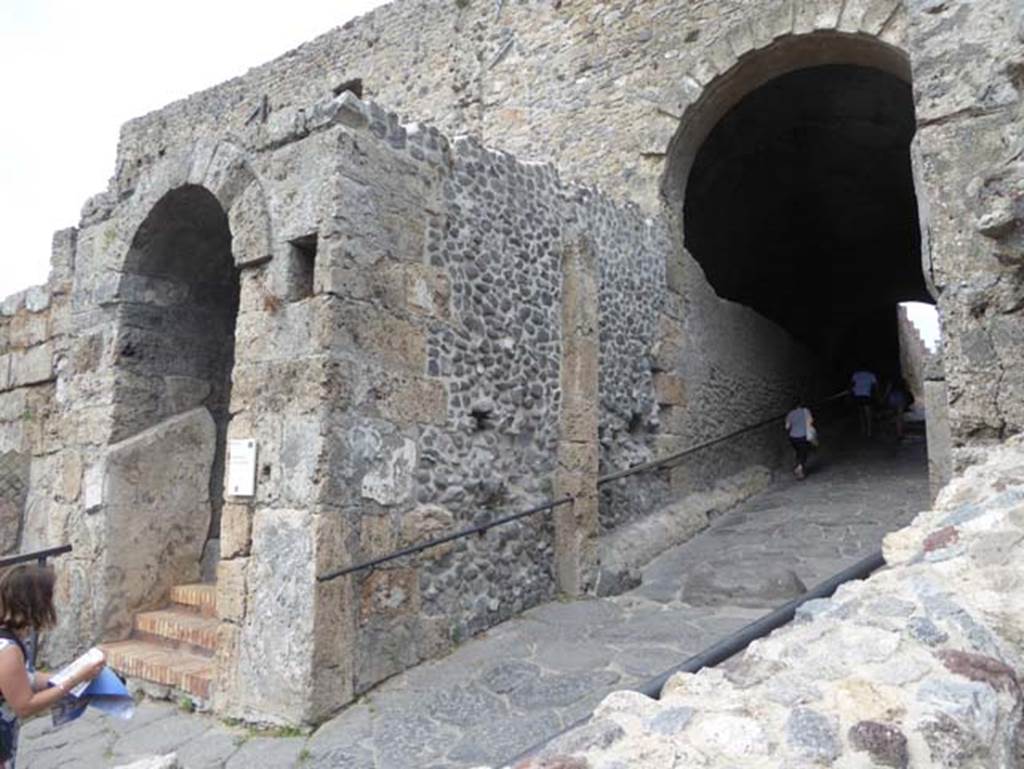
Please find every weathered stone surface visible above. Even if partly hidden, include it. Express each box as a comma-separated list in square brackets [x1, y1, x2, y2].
[515, 438, 1024, 769]
[2, 0, 1021, 737]
[682, 559, 806, 608]
[99, 408, 215, 637]
[849, 720, 909, 768]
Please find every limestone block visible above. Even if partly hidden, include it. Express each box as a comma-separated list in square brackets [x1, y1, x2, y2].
[653, 314, 684, 372]
[8, 311, 48, 349]
[324, 302, 429, 372]
[0, 292, 25, 318]
[653, 372, 686, 406]
[216, 558, 248, 623]
[403, 264, 450, 318]
[794, 0, 843, 32]
[100, 407, 215, 637]
[361, 437, 417, 506]
[859, 0, 901, 34]
[212, 620, 241, 710]
[925, 380, 953, 501]
[232, 508, 319, 723]
[725, 19, 755, 59]
[557, 440, 599, 475]
[0, 450, 29, 554]
[49, 228, 77, 288]
[203, 142, 256, 212]
[400, 504, 455, 559]
[312, 511, 347, 575]
[227, 182, 273, 267]
[262, 106, 309, 149]
[280, 416, 324, 506]
[0, 390, 26, 422]
[220, 502, 253, 558]
[57, 449, 83, 504]
[360, 514, 397, 558]
[877, 2, 907, 46]
[0, 356, 10, 392]
[373, 371, 447, 426]
[358, 568, 419, 624]
[12, 343, 54, 387]
[330, 91, 369, 129]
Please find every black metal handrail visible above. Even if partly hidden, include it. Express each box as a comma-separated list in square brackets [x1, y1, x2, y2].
[0, 544, 72, 570]
[317, 497, 574, 582]
[317, 390, 848, 582]
[504, 548, 886, 767]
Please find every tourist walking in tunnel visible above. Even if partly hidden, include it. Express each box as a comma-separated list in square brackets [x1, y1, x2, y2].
[850, 368, 879, 437]
[785, 398, 817, 480]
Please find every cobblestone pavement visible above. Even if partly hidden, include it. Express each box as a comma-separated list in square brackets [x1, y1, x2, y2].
[22, 427, 929, 769]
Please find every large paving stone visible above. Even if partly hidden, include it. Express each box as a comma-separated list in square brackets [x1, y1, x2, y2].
[429, 684, 508, 726]
[680, 559, 808, 608]
[509, 670, 620, 711]
[224, 736, 306, 769]
[446, 710, 561, 766]
[111, 713, 212, 762]
[176, 728, 244, 769]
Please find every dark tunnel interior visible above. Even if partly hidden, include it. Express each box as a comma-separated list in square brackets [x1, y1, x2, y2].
[684, 64, 929, 385]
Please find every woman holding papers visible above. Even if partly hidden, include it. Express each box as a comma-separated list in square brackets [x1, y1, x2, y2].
[0, 564, 104, 768]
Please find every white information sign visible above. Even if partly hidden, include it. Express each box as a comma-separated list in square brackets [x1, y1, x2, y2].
[226, 439, 258, 497]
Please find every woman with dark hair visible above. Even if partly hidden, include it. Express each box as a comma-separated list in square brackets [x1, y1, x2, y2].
[0, 564, 104, 768]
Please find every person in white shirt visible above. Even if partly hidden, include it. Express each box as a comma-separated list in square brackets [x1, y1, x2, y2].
[0, 565, 104, 768]
[785, 399, 816, 480]
[850, 369, 879, 437]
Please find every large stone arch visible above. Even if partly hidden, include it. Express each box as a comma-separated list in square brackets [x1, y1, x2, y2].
[114, 140, 273, 273]
[93, 141, 275, 639]
[660, 16, 911, 213]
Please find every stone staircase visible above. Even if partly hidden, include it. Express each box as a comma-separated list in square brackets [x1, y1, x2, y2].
[102, 583, 217, 701]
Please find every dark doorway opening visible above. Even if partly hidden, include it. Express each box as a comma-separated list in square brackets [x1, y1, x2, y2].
[684, 64, 928, 384]
[115, 185, 240, 563]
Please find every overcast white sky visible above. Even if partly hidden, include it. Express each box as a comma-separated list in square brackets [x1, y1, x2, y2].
[0, 0, 389, 297]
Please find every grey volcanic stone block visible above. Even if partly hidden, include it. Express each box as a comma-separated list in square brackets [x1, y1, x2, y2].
[101, 408, 215, 637]
[681, 559, 807, 607]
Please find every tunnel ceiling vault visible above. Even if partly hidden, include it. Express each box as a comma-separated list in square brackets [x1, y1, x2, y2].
[683, 64, 928, 367]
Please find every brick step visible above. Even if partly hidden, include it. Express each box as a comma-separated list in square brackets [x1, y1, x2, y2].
[169, 583, 217, 617]
[102, 640, 213, 700]
[134, 608, 219, 653]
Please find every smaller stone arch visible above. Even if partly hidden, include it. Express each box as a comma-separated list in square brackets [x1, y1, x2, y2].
[659, 2, 910, 212]
[115, 140, 273, 275]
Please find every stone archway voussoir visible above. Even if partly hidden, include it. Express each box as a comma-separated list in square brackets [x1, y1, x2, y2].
[202, 142, 258, 212]
[227, 181, 274, 268]
[793, 0, 846, 34]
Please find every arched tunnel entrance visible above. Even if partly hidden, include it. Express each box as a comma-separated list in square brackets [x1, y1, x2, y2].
[112, 185, 240, 578]
[683, 64, 929, 385]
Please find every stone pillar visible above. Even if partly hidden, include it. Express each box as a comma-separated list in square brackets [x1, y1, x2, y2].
[925, 379, 953, 501]
[554, 238, 600, 596]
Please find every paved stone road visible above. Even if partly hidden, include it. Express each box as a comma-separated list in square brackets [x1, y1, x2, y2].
[22, 427, 928, 769]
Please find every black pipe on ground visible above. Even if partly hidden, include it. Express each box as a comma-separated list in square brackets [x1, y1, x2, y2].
[504, 548, 886, 767]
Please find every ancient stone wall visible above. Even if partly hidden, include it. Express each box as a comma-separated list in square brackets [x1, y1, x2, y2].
[0, 80, 819, 722]
[910, 0, 1024, 459]
[0, 277, 62, 555]
[299, 96, 817, 699]
[519, 435, 1024, 769]
[108, 0, 909, 216]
